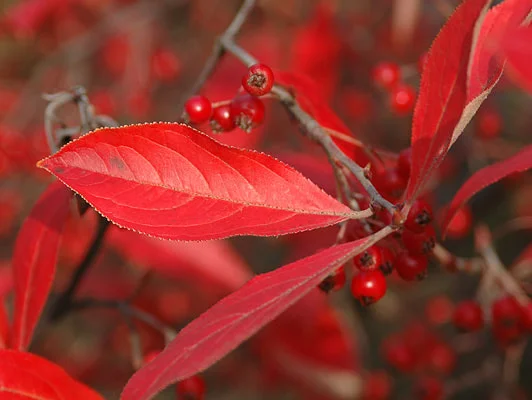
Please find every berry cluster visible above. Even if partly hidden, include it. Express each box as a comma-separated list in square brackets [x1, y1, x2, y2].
[371, 61, 417, 115]
[183, 64, 274, 133]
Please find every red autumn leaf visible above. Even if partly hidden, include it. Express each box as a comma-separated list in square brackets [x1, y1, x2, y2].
[442, 145, 532, 236]
[120, 232, 390, 400]
[469, 0, 531, 99]
[38, 123, 356, 241]
[11, 182, 72, 351]
[405, 0, 496, 205]
[108, 227, 252, 292]
[502, 25, 532, 93]
[0, 349, 102, 399]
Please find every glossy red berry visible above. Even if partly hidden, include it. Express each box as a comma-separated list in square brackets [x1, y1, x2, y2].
[184, 95, 212, 124]
[453, 300, 484, 332]
[397, 147, 412, 180]
[404, 200, 433, 233]
[389, 84, 416, 115]
[318, 266, 346, 293]
[210, 105, 235, 133]
[176, 375, 206, 400]
[402, 225, 436, 256]
[395, 253, 428, 281]
[425, 296, 454, 325]
[373, 167, 406, 200]
[414, 376, 444, 400]
[362, 370, 392, 400]
[230, 94, 265, 132]
[350, 270, 387, 306]
[372, 62, 401, 90]
[446, 206, 472, 239]
[242, 63, 274, 96]
[353, 246, 382, 272]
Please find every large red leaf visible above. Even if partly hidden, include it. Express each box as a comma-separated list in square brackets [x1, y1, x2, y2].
[11, 182, 72, 351]
[0, 349, 102, 399]
[405, 0, 494, 205]
[121, 229, 391, 400]
[442, 145, 532, 235]
[38, 123, 356, 241]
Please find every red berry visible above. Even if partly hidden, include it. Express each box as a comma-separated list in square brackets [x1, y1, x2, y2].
[397, 147, 412, 180]
[318, 266, 346, 293]
[453, 300, 483, 332]
[176, 375, 206, 400]
[378, 247, 395, 276]
[373, 167, 406, 200]
[389, 84, 416, 115]
[350, 270, 387, 306]
[210, 105, 235, 133]
[402, 225, 436, 256]
[475, 107, 501, 140]
[372, 62, 401, 90]
[425, 342, 456, 375]
[184, 95, 212, 124]
[151, 48, 181, 82]
[353, 246, 382, 271]
[230, 94, 265, 132]
[425, 296, 454, 325]
[382, 336, 417, 372]
[395, 253, 428, 281]
[492, 296, 523, 330]
[414, 376, 444, 400]
[404, 200, 433, 233]
[242, 63, 274, 96]
[362, 370, 392, 400]
[446, 206, 472, 239]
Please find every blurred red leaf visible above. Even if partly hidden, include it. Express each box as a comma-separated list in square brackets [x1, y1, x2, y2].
[11, 182, 72, 351]
[39, 123, 355, 241]
[121, 235, 380, 400]
[0, 349, 102, 399]
[405, 0, 495, 205]
[442, 145, 532, 236]
[108, 227, 252, 292]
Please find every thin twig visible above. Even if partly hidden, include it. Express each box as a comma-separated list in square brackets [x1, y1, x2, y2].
[49, 217, 110, 321]
[180, 0, 257, 111]
[73, 298, 176, 344]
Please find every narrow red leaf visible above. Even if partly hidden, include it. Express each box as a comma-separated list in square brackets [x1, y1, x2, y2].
[468, 0, 530, 100]
[121, 231, 391, 400]
[406, 0, 493, 204]
[11, 182, 72, 350]
[442, 145, 532, 235]
[38, 123, 357, 241]
[0, 349, 102, 399]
